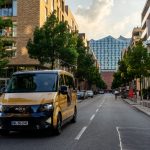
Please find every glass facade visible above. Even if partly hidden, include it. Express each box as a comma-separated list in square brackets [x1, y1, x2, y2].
[89, 36, 130, 72]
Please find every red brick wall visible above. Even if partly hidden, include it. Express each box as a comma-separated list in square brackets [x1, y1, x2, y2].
[101, 72, 114, 90]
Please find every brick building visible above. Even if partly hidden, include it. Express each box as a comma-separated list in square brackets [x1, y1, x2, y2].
[0, 0, 78, 79]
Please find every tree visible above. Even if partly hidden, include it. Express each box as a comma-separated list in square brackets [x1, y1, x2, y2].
[75, 35, 105, 89]
[27, 11, 78, 69]
[0, 17, 12, 70]
[111, 71, 122, 89]
[0, 0, 5, 6]
[126, 41, 150, 99]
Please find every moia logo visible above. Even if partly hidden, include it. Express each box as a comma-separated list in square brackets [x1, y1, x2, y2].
[15, 107, 26, 112]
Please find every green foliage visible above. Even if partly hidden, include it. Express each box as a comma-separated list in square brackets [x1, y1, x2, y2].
[111, 71, 122, 89]
[0, 0, 5, 6]
[75, 35, 105, 89]
[127, 42, 150, 78]
[112, 41, 150, 91]
[27, 11, 78, 69]
[0, 17, 12, 70]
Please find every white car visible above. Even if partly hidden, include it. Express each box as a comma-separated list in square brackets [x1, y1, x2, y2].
[87, 90, 94, 98]
[99, 90, 105, 94]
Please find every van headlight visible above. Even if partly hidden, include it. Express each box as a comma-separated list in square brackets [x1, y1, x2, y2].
[39, 104, 53, 112]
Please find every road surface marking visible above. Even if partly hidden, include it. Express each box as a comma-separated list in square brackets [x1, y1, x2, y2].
[116, 127, 123, 150]
[75, 126, 87, 140]
[98, 105, 102, 108]
[90, 114, 95, 121]
[96, 109, 99, 112]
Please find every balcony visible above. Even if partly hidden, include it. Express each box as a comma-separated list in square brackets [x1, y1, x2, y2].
[142, 7, 150, 28]
[141, 27, 148, 40]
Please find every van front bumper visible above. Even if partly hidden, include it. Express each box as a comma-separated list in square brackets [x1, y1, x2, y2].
[0, 113, 53, 131]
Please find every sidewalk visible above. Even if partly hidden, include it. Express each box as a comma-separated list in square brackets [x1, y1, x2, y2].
[123, 98, 150, 116]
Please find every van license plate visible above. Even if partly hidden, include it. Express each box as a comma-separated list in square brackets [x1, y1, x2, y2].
[11, 121, 28, 126]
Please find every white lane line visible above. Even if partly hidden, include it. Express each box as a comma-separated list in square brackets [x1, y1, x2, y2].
[98, 105, 102, 108]
[116, 127, 123, 150]
[75, 99, 105, 141]
[98, 100, 105, 108]
[75, 126, 87, 140]
[90, 114, 95, 121]
[96, 109, 99, 112]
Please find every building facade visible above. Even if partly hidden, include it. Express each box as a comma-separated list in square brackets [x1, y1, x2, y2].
[141, 0, 150, 91]
[141, 0, 150, 42]
[89, 36, 130, 89]
[131, 27, 142, 46]
[0, 0, 78, 78]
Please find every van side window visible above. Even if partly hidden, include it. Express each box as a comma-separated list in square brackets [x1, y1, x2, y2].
[59, 75, 65, 86]
[64, 75, 75, 90]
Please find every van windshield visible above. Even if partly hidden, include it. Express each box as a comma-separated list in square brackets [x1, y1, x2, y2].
[6, 73, 58, 93]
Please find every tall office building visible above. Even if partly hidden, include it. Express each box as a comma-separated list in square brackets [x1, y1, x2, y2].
[89, 36, 130, 89]
[0, 0, 78, 78]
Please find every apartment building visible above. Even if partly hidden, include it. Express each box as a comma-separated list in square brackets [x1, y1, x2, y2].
[0, 0, 78, 78]
[141, 0, 150, 90]
[131, 27, 142, 46]
[141, 0, 150, 41]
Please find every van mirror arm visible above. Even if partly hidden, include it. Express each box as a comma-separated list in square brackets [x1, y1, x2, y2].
[59, 85, 68, 95]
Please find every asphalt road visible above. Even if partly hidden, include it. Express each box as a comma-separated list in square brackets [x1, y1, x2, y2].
[1, 94, 150, 150]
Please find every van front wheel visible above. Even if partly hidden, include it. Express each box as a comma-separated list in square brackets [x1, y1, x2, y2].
[54, 114, 62, 135]
[0, 130, 9, 136]
[71, 107, 77, 123]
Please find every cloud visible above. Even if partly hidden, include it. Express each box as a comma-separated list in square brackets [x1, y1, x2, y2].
[75, 0, 114, 39]
[74, 0, 142, 39]
[111, 12, 141, 37]
[76, 0, 113, 22]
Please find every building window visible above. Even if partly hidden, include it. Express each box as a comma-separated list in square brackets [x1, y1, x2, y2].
[45, 7, 48, 21]
[51, 0, 54, 11]
[12, 0, 17, 16]
[5, 43, 17, 58]
[62, 0, 64, 12]
[12, 22, 17, 37]
[62, 15, 64, 22]
[57, 7, 59, 19]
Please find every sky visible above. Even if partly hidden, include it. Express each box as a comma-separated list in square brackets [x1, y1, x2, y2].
[65, 0, 147, 40]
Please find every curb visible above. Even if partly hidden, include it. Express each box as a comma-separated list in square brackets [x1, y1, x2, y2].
[122, 99, 150, 117]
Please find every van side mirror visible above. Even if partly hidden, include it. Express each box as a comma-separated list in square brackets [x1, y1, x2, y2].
[59, 85, 68, 95]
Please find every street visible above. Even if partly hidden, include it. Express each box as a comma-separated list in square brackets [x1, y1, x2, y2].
[1, 94, 150, 150]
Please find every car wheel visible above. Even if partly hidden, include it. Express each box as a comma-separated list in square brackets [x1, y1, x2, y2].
[71, 107, 77, 123]
[54, 113, 62, 135]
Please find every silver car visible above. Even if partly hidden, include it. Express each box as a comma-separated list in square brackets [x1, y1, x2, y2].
[87, 90, 94, 98]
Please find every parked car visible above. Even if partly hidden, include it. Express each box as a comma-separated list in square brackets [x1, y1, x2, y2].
[99, 90, 105, 94]
[77, 90, 88, 99]
[121, 90, 128, 98]
[84, 90, 89, 99]
[77, 90, 82, 99]
[87, 90, 94, 98]
[77, 90, 85, 99]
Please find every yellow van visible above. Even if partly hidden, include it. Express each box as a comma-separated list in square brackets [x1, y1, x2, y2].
[0, 70, 77, 135]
